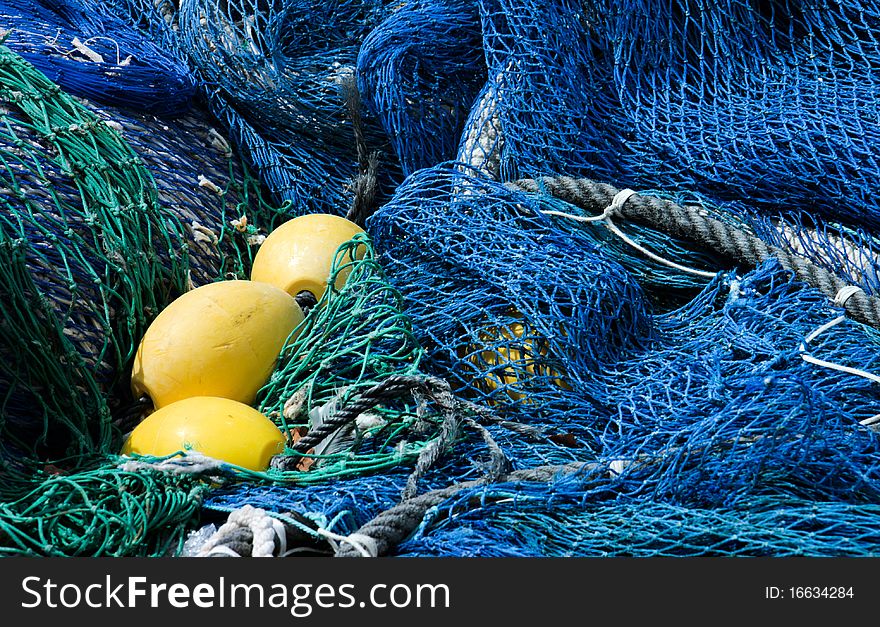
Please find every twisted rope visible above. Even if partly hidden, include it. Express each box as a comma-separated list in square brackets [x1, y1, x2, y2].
[507, 176, 880, 330]
[342, 72, 380, 228]
[202, 508, 332, 558]
[289, 373, 511, 499]
[291, 374, 436, 454]
[334, 460, 608, 557]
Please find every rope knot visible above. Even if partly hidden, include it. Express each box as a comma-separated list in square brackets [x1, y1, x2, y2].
[606, 188, 637, 218]
[833, 285, 864, 307]
[317, 528, 379, 557]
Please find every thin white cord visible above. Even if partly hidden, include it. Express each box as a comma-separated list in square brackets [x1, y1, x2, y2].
[316, 528, 379, 557]
[539, 188, 637, 223]
[541, 191, 880, 395]
[803, 315, 846, 345]
[800, 352, 880, 385]
[833, 285, 864, 307]
[539, 189, 719, 278]
[80, 36, 128, 65]
[859, 414, 880, 431]
[603, 216, 719, 278]
[539, 207, 611, 222]
[800, 286, 880, 388]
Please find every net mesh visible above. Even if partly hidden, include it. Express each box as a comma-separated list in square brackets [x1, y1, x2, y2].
[4, 0, 880, 558]
[1, 0, 197, 113]
[0, 43, 188, 459]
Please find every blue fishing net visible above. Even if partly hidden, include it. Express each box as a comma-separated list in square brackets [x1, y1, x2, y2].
[5, 0, 880, 558]
[446, 0, 880, 230]
[205, 247, 880, 555]
[396, 485, 880, 557]
[0, 0, 196, 113]
[103, 0, 404, 211]
[356, 0, 486, 176]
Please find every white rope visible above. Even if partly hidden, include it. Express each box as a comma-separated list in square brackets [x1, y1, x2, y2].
[195, 505, 290, 558]
[800, 286, 880, 390]
[316, 528, 379, 558]
[540, 188, 719, 278]
[604, 216, 719, 278]
[250, 517, 278, 558]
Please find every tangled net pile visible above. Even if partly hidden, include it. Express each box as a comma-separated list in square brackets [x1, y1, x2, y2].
[3, 0, 880, 557]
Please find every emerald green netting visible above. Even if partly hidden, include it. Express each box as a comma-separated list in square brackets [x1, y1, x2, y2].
[0, 44, 188, 460]
[0, 47, 449, 555]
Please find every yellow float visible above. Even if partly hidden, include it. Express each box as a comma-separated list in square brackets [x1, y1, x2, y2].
[250, 213, 365, 303]
[120, 396, 287, 472]
[131, 279, 304, 408]
[467, 317, 570, 403]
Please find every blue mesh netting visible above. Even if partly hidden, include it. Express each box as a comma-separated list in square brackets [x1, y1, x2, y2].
[99, 0, 405, 212]
[449, 0, 880, 229]
[5, 0, 880, 557]
[1, 0, 196, 113]
[356, 0, 486, 176]
[395, 487, 880, 557]
[204, 251, 880, 556]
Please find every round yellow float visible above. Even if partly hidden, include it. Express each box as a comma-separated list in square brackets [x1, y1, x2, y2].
[131, 279, 304, 408]
[120, 396, 287, 471]
[250, 213, 365, 303]
[467, 317, 570, 404]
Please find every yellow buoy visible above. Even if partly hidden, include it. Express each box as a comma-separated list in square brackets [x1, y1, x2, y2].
[467, 318, 570, 404]
[131, 280, 303, 408]
[120, 396, 287, 471]
[250, 213, 365, 302]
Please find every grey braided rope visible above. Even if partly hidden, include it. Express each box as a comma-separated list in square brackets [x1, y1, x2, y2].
[289, 373, 513, 500]
[401, 414, 511, 500]
[291, 374, 428, 454]
[401, 376, 513, 499]
[507, 176, 880, 330]
[204, 526, 253, 558]
[335, 460, 607, 557]
[341, 72, 380, 229]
